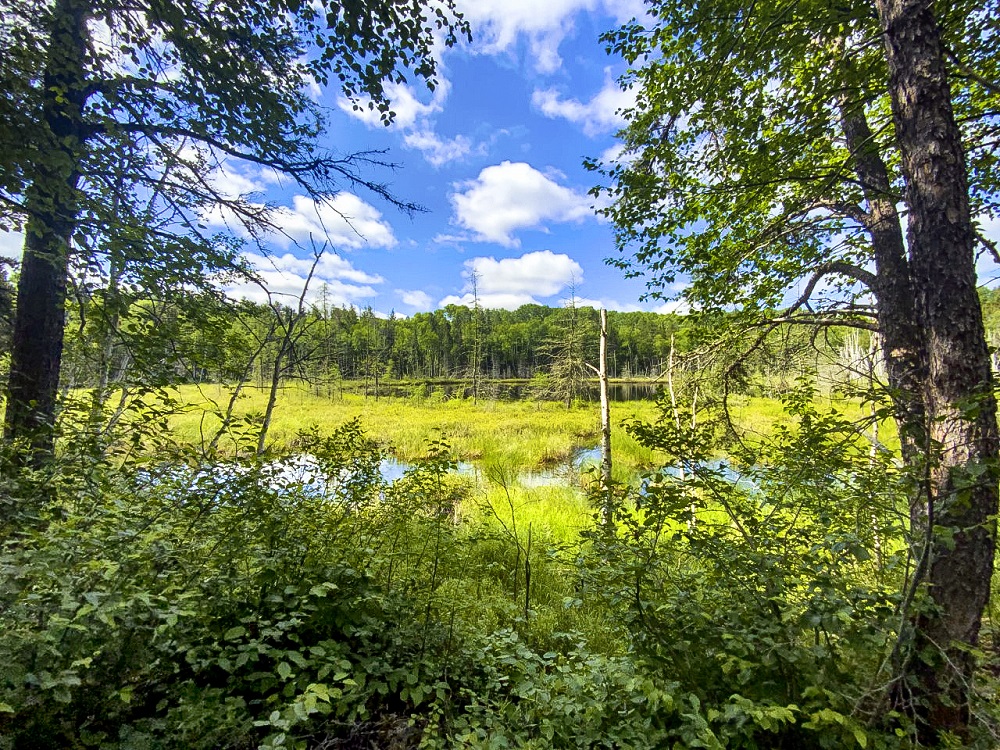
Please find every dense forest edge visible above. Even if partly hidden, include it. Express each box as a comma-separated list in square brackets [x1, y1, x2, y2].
[3, 0, 1000, 749]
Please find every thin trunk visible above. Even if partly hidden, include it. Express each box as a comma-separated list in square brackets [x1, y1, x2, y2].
[869, 333, 884, 572]
[876, 0, 1000, 738]
[837, 91, 927, 465]
[4, 0, 90, 469]
[209, 326, 274, 454]
[666, 334, 696, 528]
[257, 311, 292, 456]
[88, 259, 126, 433]
[598, 309, 613, 530]
[257, 249, 322, 455]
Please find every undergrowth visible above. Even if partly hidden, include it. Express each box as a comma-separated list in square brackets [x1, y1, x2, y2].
[1, 387, 997, 748]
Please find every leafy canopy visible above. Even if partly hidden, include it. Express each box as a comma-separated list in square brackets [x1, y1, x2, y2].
[592, 0, 1000, 316]
[0, 0, 469, 286]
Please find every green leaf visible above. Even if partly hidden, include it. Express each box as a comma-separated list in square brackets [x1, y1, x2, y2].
[224, 626, 247, 640]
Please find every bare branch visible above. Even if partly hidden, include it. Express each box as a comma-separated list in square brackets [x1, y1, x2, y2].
[944, 45, 1000, 97]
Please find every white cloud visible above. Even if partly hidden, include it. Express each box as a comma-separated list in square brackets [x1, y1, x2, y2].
[338, 78, 475, 167]
[647, 281, 693, 314]
[457, 0, 644, 73]
[275, 194, 397, 249]
[398, 289, 434, 310]
[440, 291, 541, 309]
[975, 213, 1000, 286]
[654, 299, 692, 315]
[226, 250, 383, 306]
[338, 79, 451, 130]
[599, 142, 628, 166]
[403, 129, 472, 167]
[208, 161, 266, 200]
[0, 230, 24, 260]
[450, 161, 594, 246]
[532, 75, 635, 137]
[441, 250, 583, 309]
[570, 296, 607, 310]
[204, 192, 397, 250]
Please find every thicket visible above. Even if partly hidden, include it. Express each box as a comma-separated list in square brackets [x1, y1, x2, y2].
[3, 381, 997, 749]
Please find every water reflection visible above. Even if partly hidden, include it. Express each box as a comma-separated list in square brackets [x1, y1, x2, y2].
[148, 446, 751, 504]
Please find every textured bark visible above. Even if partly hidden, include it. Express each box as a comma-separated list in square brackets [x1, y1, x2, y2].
[4, 0, 91, 467]
[837, 97, 927, 468]
[875, 0, 1000, 739]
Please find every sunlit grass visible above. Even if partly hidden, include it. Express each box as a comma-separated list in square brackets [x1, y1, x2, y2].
[156, 381, 902, 657]
[169, 383, 666, 472]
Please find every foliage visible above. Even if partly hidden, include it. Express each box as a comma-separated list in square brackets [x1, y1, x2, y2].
[62, 295, 697, 397]
[0, 413, 659, 749]
[4, 375, 998, 748]
[594, 0, 1000, 737]
[577, 383, 956, 748]
[593, 0, 998, 319]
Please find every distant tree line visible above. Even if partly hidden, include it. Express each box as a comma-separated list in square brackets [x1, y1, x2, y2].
[54, 288, 698, 393]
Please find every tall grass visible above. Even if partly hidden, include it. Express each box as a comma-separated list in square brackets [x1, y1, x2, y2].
[168, 383, 665, 472]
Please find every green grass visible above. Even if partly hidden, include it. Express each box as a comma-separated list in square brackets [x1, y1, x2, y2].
[144, 381, 900, 482]
[169, 382, 665, 472]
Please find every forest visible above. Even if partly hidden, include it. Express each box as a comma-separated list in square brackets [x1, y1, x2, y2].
[2, 0, 1000, 749]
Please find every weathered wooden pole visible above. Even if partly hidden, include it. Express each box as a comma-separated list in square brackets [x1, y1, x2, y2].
[598, 309, 613, 529]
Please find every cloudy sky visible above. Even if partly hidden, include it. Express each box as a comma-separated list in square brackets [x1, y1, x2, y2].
[2, 0, 661, 314]
[239, 0, 656, 314]
[3, 0, 996, 315]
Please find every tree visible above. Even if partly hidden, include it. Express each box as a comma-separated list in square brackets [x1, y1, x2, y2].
[597, 0, 998, 739]
[538, 282, 597, 407]
[0, 0, 468, 466]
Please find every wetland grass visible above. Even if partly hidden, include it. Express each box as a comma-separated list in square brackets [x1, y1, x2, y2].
[168, 382, 665, 472]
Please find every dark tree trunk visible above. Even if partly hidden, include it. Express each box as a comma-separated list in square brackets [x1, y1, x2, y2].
[838, 96, 928, 465]
[875, 0, 1000, 739]
[4, 0, 90, 469]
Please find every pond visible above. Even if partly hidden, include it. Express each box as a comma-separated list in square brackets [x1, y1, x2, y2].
[140, 445, 753, 506]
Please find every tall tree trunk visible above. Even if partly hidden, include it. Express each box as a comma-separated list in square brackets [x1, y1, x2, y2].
[875, 0, 1000, 739]
[4, 0, 90, 470]
[837, 93, 928, 466]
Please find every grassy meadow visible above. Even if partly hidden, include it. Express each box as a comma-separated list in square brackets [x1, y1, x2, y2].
[160, 380, 895, 561]
[169, 382, 665, 470]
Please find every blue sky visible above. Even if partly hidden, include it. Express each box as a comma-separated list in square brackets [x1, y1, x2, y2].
[1, 0, 664, 315]
[2, 0, 996, 315]
[218, 0, 660, 315]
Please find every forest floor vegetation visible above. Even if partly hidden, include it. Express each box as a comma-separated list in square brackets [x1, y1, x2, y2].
[2, 383, 991, 749]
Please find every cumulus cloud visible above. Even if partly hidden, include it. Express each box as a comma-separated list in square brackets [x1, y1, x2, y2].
[398, 289, 434, 310]
[0, 230, 24, 260]
[338, 79, 450, 130]
[975, 213, 1000, 285]
[403, 129, 473, 167]
[203, 192, 397, 251]
[225, 251, 383, 306]
[440, 250, 583, 309]
[532, 75, 635, 137]
[598, 142, 629, 166]
[337, 79, 473, 166]
[207, 161, 267, 200]
[654, 298, 692, 315]
[456, 0, 645, 73]
[450, 161, 594, 246]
